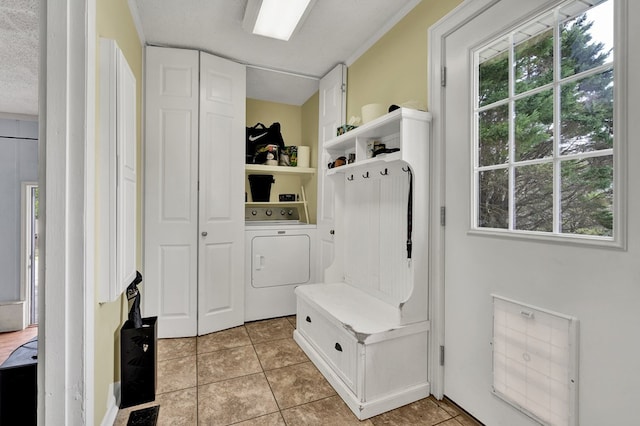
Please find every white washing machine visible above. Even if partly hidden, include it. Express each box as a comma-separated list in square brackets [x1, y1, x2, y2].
[245, 207, 317, 321]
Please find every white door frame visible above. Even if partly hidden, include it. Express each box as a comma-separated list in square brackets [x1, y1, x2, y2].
[39, 0, 96, 423]
[427, 0, 501, 399]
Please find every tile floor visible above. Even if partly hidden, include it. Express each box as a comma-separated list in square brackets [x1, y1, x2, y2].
[115, 316, 481, 425]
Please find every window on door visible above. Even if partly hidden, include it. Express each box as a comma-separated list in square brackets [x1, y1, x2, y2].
[473, 0, 616, 241]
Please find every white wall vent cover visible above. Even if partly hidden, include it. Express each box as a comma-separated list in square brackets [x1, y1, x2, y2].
[492, 295, 578, 426]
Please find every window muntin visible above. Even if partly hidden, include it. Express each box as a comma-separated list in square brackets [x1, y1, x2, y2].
[473, 0, 614, 239]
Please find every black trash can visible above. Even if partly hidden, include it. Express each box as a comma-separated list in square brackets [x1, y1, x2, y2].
[0, 337, 37, 425]
[248, 174, 275, 202]
[120, 316, 157, 408]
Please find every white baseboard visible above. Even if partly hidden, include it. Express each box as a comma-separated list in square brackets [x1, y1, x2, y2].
[101, 382, 121, 426]
[0, 301, 27, 332]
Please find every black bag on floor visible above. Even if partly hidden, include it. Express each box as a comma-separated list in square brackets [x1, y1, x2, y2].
[246, 122, 285, 164]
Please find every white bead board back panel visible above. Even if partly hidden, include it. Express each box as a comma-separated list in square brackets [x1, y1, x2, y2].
[343, 160, 412, 305]
[492, 295, 578, 426]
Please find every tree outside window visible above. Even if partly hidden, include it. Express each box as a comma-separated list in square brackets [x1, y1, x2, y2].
[474, 0, 614, 238]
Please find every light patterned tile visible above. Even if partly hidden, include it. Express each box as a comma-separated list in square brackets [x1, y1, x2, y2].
[245, 318, 294, 344]
[156, 354, 196, 394]
[197, 345, 262, 385]
[286, 315, 297, 328]
[254, 337, 308, 370]
[264, 361, 335, 409]
[157, 337, 196, 361]
[281, 395, 373, 425]
[433, 420, 464, 426]
[197, 326, 251, 354]
[370, 397, 452, 425]
[455, 413, 484, 426]
[434, 396, 461, 417]
[114, 387, 197, 426]
[198, 373, 279, 425]
[233, 412, 286, 425]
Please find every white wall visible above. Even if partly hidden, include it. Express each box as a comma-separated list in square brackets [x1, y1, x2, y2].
[0, 118, 38, 302]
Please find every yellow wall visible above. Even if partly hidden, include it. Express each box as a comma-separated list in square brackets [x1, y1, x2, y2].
[94, 0, 142, 423]
[246, 98, 302, 146]
[346, 0, 462, 119]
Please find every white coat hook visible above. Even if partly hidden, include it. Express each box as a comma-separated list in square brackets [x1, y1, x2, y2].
[380, 168, 389, 176]
[362, 171, 370, 178]
[347, 174, 354, 181]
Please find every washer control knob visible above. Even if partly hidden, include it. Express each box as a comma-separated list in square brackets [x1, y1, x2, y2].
[251, 210, 258, 216]
[288, 209, 294, 215]
[265, 209, 273, 216]
[280, 209, 286, 216]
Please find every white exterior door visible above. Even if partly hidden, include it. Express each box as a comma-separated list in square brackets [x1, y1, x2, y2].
[436, 1, 640, 425]
[197, 52, 246, 334]
[144, 46, 199, 337]
[317, 64, 346, 280]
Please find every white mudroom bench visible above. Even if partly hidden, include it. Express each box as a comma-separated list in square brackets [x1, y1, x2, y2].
[294, 108, 432, 420]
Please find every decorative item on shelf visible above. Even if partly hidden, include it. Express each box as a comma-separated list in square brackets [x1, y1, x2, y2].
[256, 144, 279, 165]
[280, 146, 297, 166]
[361, 103, 386, 123]
[373, 147, 400, 157]
[297, 146, 310, 168]
[279, 193, 296, 202]
[366, 140, 378, 159]
[328, 156, 347, 169]
[348, 153, 355, 164]
[337, 116, 361, 136]
[337, 124, 357, 136]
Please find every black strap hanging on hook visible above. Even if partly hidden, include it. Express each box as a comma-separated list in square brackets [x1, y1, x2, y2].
[406, 167, 413, 259]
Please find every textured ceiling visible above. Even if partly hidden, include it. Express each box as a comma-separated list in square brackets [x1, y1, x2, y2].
[133, 0, 420, 105]
[0, 0, 420, 115]
[0, 0, 38, 116]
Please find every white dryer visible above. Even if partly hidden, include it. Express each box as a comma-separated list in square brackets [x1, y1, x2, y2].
[245, 207, 316, 321]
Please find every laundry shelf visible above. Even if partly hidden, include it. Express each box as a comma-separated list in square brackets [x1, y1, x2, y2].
[245, 201, 306, 206]
[326, 152, 402, 175]
[245, 164, 315, 175]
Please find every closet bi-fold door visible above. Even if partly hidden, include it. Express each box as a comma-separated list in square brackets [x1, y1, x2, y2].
[145, 47, 246, 338]
[145, 46, 199, 337]
[197, 52, 245, 335]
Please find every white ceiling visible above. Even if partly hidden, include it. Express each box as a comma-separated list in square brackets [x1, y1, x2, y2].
[0, 0, 39, 116]
[133, 0, 421, 105]
[0, 0, 421, 115]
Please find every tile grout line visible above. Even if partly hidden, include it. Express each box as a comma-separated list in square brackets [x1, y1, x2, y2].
[249, 324, 288, 422]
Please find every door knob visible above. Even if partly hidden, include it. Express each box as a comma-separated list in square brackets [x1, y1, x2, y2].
[201, 231, 208, 237]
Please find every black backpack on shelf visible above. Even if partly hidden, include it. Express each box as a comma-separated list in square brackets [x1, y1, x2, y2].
[246, 122, 285, 164]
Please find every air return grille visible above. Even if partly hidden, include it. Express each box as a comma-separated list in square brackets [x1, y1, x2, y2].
[492, 295, 578, 426]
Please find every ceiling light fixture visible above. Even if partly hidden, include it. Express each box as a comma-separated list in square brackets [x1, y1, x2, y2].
[243, 0, 316, 41]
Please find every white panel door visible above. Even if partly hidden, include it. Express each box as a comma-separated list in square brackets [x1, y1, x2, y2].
[198, 52, 246, 335]
[440, 1, 640, 425]
[144, 46, 199, 337]
[317, 64, 346, 280]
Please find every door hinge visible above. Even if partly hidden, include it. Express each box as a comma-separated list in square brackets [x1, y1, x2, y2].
[441, 67, 447, 87]
[197, 181, 200, 191]
[440, 206, 446, 227]
[341, 83, 347, 93]
[440, 345, 445, 366]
